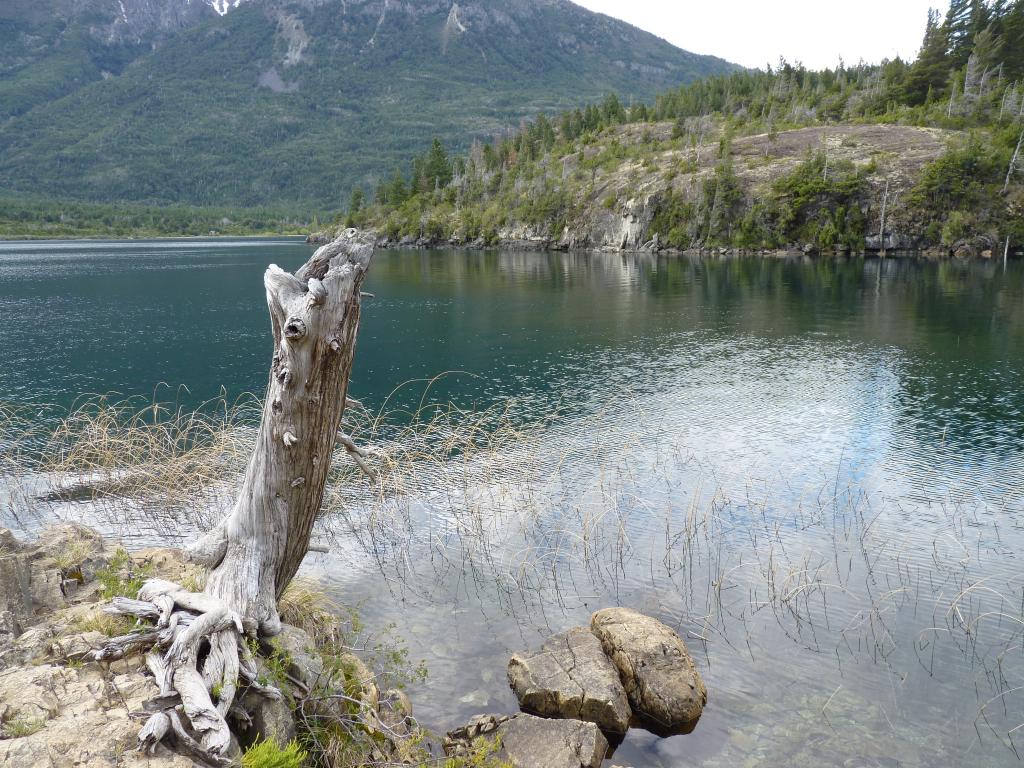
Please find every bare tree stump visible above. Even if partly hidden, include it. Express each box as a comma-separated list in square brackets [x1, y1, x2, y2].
[92, 229, 375, 764]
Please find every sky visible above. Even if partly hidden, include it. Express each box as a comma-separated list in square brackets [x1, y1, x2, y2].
[572, 0, 938, 70]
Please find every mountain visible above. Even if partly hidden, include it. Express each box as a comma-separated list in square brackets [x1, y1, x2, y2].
[0, 0, 218, 117]
[0, 0, 736, 210]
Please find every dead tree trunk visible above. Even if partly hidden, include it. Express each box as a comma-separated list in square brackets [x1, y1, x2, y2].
[1004, 129, 1024, 195]
[879, 178, 889, 257]
[91, 229, 375, 764]
[189, 229, 375, 634]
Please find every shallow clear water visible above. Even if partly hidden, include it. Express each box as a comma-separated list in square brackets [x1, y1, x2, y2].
[2, 239, 1023, 766]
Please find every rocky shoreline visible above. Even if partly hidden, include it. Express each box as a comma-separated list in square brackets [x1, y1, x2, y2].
[308, 230, 1013, 262]
[0, 525, 419, 767]
[1, 525, 707, 768]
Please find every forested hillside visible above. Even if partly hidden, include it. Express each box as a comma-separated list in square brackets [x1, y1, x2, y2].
[0, 0, 734, 214]
[351, 0, 1024, 255]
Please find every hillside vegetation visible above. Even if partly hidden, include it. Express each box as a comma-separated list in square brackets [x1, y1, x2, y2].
[0, 196, 314, 238]
[351, 0, 1024, 255]
[0, 0, 734, 212]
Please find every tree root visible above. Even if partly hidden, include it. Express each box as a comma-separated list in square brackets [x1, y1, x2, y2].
[90, 578, 280, 766]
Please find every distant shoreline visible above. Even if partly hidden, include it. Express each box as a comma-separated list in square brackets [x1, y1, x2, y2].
[0, 233, 311, 243]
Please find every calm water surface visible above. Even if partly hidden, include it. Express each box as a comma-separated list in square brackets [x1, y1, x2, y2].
[1, 238, 1023, 766]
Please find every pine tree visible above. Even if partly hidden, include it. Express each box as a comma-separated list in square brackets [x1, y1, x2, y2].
[1000, 0, 1024, 80]
[905, 8, 951, 105]
[534, 113, 556, 150]
[945, 0, 972, 63]
[348, 186, 364, 214]
[388, 168, 408, 206]
[601, 93, 627, 124]
[422, 138, 453, 190]
[945, 0, 989, 68]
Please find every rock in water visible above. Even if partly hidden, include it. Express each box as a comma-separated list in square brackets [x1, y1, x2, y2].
[445, 713, 607, 768]
[508, 626, 631, 733]
[590, 608, 706, 731]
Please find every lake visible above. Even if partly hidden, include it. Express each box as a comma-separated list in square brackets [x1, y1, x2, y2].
[1, 238, 1023, 766]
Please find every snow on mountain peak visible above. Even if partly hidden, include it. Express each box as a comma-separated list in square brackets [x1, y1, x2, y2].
[208, 0, 246, 16]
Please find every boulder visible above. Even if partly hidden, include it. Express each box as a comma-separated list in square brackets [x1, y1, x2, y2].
[29, 568, 67, 615]
[26, 523, 109, 572]
[270, 624, 325, 690]
[0, 528, 21, 555]
[590, 608, 706, 732]
[0, 524, 120, 630]
[445, 713, 607, 768]
[0, 611, 17, 646]
[0, 548, 32, 636]
[508, 626, 631, 733]
[0, 623, 57, 670]
[335, 651, 379, 712]
[378, 687, 414, 735]
[237, 690, 296, 748]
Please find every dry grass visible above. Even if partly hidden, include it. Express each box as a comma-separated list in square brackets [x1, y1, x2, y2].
[72, 612, 135, 638]
[0, 394, 257, 535]
[0, 717, 46, 739]
[279, 577, 345, 644]
[2, 387, 1022, 762]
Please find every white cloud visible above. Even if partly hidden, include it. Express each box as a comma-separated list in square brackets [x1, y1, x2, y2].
[572, 0, 937, 70]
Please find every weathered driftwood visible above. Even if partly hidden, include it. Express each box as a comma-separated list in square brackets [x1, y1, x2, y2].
[90, 230, 375, 764]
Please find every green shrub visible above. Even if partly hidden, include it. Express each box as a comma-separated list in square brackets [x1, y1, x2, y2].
[907, 133, 1017, 246]
[941, 210, 975, 245]
[649, 189, 695, 248]
[241, 738, 307, 768]
[767, 151, 867, 248]
[909, 136, 1000, 213]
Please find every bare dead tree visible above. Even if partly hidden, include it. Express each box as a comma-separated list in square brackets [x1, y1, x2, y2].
[1004, 129, 1024, 195]
[879, 177, 890, 257]
[90, 229, 375, 765]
